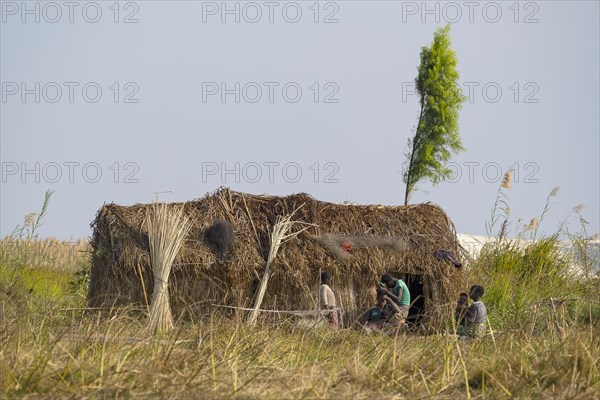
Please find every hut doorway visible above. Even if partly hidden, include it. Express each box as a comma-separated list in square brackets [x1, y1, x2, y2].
[405, 274, 425, 325]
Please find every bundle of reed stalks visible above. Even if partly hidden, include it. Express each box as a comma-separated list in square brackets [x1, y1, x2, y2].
[146, 202, 192, 334]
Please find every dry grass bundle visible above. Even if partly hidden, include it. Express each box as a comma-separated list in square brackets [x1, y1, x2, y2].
[146, 202, 192, 334]
[88, 188, 463, 326]
[247, 207, 313, 325]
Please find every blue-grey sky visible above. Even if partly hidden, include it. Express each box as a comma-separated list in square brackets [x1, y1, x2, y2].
[1, 0, 599, 240]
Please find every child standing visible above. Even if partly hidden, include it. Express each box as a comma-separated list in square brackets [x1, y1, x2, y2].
[319, 271, 338, 329]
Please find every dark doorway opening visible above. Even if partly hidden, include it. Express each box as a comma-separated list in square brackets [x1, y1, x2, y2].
[405, 274, 425, 325]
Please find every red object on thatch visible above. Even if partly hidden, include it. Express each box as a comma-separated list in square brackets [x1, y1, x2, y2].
[341, 242, 353, 252]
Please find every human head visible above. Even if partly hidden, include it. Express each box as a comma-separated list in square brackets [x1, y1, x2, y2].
[321, 271, 332, 285]
[469, 285, 484, 301]
[380, 274, 396, 289]
[376, 292, 387, 307]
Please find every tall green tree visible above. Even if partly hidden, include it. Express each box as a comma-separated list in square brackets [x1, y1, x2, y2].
[403, 25, 466, 205]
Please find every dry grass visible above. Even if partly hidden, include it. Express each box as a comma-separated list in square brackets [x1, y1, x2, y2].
[1, 303, 598, 399]
[1, 232, 599, 398]
[3, 187, 599, 398]
[0, 238, 89, 272]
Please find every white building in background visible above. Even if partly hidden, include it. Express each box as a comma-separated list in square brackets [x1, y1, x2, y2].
[456, 234, 600, 276]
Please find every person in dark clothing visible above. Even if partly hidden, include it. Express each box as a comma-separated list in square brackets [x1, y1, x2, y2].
[358, 293, 403, 334]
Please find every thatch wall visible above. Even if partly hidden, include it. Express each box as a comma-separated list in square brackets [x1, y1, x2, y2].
[88, 188, 463, 325]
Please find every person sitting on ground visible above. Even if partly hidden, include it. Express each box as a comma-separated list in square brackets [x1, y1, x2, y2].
[319, 271, 338, 329]
[378, 274, 411, 322]
[455, 285, 487, 338]
[358, 292, 403, 334]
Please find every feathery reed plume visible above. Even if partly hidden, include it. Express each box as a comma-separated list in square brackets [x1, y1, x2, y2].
[500, 170, 512, 189]
[525, 218, 538, 232]
[24, 213, 37, 228]
[486, 168, 513, 238]
[573, 204, 586, 215]
[534, 185, 561, 240]
[146, 202, 192, 334]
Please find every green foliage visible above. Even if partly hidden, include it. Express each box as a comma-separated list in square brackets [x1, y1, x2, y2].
[561, 206, 600, 278]
[0, 188, 90, 307]
[404, 25, 466, 204]
[474, 176, 600, 333]
[0, 263, 78, 308]
[470, 236, 593, 329]
[69, 266, 91, 300]
[485, 182, 511, 239]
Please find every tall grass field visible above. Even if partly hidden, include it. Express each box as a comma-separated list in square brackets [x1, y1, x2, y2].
[1, 190, 599, 398]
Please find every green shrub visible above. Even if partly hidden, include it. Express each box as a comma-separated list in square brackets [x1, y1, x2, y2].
[470, 236, 581, 328]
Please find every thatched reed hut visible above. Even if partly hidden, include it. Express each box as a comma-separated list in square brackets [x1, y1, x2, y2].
[88, 188, 463, 326]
